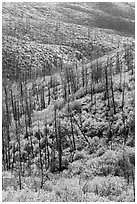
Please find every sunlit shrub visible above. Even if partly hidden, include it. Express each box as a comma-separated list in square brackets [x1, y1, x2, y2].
[43, 180, 53, 192]
[2, 174, 19, 191]
[116, 186, 134, 202]
[85, 192, 110, 202]
[87, 136, 100, 154]
[69, 100, 82, 113]
[53, 177, 83, 202]
[68, 160, 85, 176]
[86, 148, 135, 179]
[2, 187, 57, 202]
[94, 83, 105, 94]
[81, 175, 127, 198]
[73, 150, 87, 161]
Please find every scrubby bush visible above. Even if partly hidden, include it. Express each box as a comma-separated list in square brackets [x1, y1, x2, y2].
[86, 148, 135, 178]
[81, 175, 127, 198]
[61, 169, 72, 178]
[94, 83, 105, 94]
[43, 180, 53, 192]
[69, 100, 82, 113]
[85, 192, 110, 202]
[116, 186, 135, 202]
[73, 150, 87, 161]
[2, 172, 19, 191]
[2, 187, 57, 202]
[53, 177, 84, 202]
[75, 83, 104, 99]
[63, 99, 82, 114]
[23, 176, 41, 191]
[83, 119, 107, 139]
[87, 136, 100, 154]
[68, 160, 85, 176]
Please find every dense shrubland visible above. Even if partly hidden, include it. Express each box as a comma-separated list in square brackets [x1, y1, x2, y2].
[2, 2, 135, 202]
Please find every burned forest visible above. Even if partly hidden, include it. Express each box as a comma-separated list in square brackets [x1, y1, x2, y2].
[2, 2, 135, 202]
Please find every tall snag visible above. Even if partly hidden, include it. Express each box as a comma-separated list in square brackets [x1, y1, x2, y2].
[105, 57, 110, 110]
[3, 84, 11, 170]
[109, 58, 116, 114]
[14, 99, 22, 190]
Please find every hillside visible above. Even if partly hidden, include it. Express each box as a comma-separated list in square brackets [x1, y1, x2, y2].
[2, 2, 135, 38]
[2, 2, 135, 80]
[2, 2, 135, 202]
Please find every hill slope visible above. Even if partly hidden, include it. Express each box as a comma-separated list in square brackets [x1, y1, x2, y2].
[2, 2, 135, 81]
[2, 2, 135, 202]
[2, 2, 135, 38]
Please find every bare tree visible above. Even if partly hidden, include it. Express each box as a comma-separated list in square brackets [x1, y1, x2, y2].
[110, 59, 116, 114]
[105, 58, 110, 110]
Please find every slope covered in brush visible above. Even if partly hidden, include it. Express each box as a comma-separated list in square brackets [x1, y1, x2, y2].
[2, 2, 135, 202]
[2, 2, 135, 81]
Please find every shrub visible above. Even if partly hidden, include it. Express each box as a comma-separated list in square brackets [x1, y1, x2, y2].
[116, 186, 135, 202]
[79, 169, 93, 181]
[23, 176, 41, 191]
[2, 187, 57, 202]
[63, 100, 82, 114]
[81, 175, 127, 198]
[2, 187, 17, 202]
[53, 177, 84, 202]
[73, 151, 86, 161]
[86, 148, 135, 178]
[83, 119, 107, 139]
[61, 169, 72, 178]
[118, 147, 135, 182]
[69, 100, 82, 113]
[86, 150, 111, 176]
[124, 146, 135, 165]
[94, 83, 105, 94]
[43, 180, 53, 192]
[2, 174, 19, 191]
[68, 160, 85, 176]
[75, 83, 104, 98]
[85, 192, 110, 202]
[87, 136, 100, 154]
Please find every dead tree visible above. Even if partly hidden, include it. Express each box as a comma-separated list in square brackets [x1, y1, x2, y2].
[110, 60, 116, 114]
[57, 118, 62, 172]
[14, 99, 22, 190]
[3, 85, 11, 170]
[105, 58, 110, 110]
